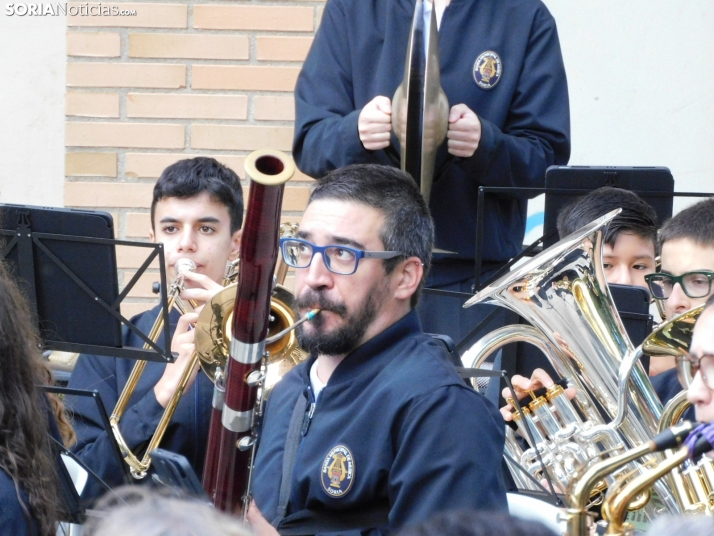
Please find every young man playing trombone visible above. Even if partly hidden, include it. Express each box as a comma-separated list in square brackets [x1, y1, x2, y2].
[65, 157, 243, 501]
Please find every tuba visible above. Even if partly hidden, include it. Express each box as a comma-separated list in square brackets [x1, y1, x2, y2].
[463, 210, 677, 517]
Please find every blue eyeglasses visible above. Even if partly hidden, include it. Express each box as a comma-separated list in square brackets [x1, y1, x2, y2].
[279, 237, 405, 275]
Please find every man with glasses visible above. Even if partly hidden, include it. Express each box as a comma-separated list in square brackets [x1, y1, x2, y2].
[685, 293, 714, 423]
[247, 164, 507, 535]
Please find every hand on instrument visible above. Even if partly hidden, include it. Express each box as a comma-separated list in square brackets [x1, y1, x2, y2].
[358, 96, 392, 150]
[447, 103, 481, 158]
[154, 312, 200, 408]
[179, 270, 224, 306]
[246, 500, 279, 536]
[499, 368, 577, 422]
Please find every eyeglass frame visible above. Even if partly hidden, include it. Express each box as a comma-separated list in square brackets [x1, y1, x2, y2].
[279, 237, 406, 276]
[644, 270, 714, 300]
[676, 353, 714, 390]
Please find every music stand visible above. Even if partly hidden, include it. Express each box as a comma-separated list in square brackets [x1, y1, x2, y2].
[542, 166, 675, 248]
[41, 385, 132, 523]
[0, 204, 173, 362]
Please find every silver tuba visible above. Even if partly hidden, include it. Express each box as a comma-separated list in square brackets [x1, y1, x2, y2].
[463, 210, 678, 516]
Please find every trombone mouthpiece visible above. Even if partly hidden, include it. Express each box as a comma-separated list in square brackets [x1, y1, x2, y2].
[175, 258, 197, 274]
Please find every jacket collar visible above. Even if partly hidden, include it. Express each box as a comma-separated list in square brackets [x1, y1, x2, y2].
[302, 309, 423, 386]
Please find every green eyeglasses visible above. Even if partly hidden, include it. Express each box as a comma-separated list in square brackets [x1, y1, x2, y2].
[645, 271, 714, 300]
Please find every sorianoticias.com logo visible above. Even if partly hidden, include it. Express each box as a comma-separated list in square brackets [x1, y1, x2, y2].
[5, 3, 137, 16]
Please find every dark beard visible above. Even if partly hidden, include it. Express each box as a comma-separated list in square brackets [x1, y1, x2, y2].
[294, 287, 381, 356]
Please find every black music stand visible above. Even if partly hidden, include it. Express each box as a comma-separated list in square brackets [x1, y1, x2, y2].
[0, 204, 173, 362]
[542, 166, 675, 248]
[41, 385, 132, 523]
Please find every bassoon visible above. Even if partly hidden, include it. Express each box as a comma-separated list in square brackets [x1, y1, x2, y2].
[202, 149, 295, 512]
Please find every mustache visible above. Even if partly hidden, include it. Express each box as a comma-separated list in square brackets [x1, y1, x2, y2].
[294, 290, 347, 318]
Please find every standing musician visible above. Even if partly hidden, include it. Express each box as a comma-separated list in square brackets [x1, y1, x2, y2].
[292, 0, 571, 343]
[247, 164, 507, 535]
[65, 157, 243, 501]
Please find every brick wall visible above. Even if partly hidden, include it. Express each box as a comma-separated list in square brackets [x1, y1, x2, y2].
[65, 1, 323, 317]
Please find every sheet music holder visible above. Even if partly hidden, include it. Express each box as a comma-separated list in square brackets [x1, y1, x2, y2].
[41, 385, 132, 522]
[0, 204, 173, 362]
[542, 166, 675, 248]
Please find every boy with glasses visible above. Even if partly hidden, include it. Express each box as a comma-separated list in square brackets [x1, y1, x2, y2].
[645, 197, 714, 401]
[247, 164, 507, 535]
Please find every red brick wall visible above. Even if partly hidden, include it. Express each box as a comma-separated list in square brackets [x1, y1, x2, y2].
[65, 1, 323, 316]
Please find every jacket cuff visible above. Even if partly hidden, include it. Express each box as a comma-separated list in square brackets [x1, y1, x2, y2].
[120, 390, 165, 448]
[454, 115, 497, 181]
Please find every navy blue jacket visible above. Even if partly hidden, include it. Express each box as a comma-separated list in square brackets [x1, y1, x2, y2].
[651, 368, 696, 422]
[65, 305, 213, 501]
[0, 396, 66, 536]
[293, 0, 571, 283]
[252, 310, 507, 534]
[0, 470, 36, 536]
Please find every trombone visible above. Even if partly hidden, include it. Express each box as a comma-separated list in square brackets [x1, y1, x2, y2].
[110, 228, 305, 479]
[110, 258, 200, 478]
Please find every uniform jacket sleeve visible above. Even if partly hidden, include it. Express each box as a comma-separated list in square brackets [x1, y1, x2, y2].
[66, 347, 166, 501]
[292, 0, 388, 177]
[386, 385, 507, 530]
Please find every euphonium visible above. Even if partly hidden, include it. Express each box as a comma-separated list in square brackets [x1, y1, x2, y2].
[562, 421, 695, 536]
[640, 305, 713, 518]
[463, 210, 677, 516]
[601, 425, 714, 536]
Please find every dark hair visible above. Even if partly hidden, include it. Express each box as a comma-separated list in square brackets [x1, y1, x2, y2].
[151, 157, 244, 233]
[659, 197, 714, 251]
[556, 187, 657, 248]
[0, 263, 63, 535]
[396, 510, 556, 536]
[311, 164, 434, 308]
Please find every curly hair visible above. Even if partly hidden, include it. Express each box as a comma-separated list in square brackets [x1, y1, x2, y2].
[0, 263, 63, 535]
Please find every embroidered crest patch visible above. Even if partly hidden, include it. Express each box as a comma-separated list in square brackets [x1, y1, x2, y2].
[473, 51, 502, 90]
[320, 444, 355, 498]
